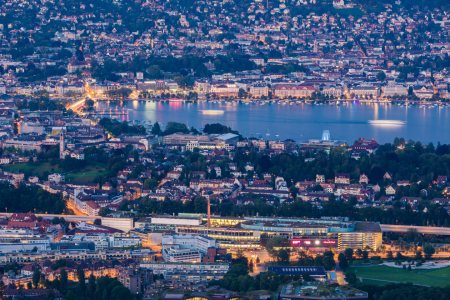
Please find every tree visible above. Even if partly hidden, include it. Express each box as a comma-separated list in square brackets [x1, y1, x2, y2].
[276, 249, 290, 263]
[423, 244, 435, 259]
[106, 88, 133, 100]
[323, 251, 336, 270]
[151, 122, 161, 135]
[87, 274, 96, 297]
[344, 248, 354, 260]
[265, 36, 273, 44]
[356, 248, 363, 258]
[98, 207, 111, 217]
[362, 250, 369, 260]
[345, 271, 357, 285]
[408, 265, 412, 271]
[338, 253, 349, 271]
[266, 236, 287, 259]
[53, 259, 67, 270]
[77, 268, 86, 293]
[386, 251, 394, 259]
[33, 268, 41, 288]
[75, 49, 85, 61]
[60, 268, 68, 293]
[377, 71, 386, 81]
[45, 290, 55, 300]
[415, 251, 423, 260]
[302, 272, 313, 281]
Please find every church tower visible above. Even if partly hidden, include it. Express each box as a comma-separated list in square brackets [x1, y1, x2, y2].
[60, 130, 65, 159]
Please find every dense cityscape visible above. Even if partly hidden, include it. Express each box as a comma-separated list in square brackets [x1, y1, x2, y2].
[1, 0, 450, 299]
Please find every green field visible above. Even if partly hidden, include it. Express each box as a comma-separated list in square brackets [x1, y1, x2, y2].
[3, 161, 107, 183]
[3, 162, 62, 174]
[351, 265, 450, 287]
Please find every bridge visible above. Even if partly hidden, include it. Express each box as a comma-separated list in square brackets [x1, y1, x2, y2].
[381, 224, 450, 235]
[2, 212, 450, 235]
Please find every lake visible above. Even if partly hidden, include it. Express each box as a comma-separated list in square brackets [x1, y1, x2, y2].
[98, 101, 450, 145]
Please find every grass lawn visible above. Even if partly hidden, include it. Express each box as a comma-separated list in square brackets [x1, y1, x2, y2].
[4, 161, 107, 183]
[360, 279, 390, 286]
[350, 265, 450, 287]
[4, 162, 62, 174]
[349, 260, 378, 266]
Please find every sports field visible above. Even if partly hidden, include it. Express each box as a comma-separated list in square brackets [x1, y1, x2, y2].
[4, 161, 107, 183]
[351, 265, 450, 287]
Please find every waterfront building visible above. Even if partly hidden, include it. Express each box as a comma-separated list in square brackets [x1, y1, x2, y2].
[299, 140, 348, 151]
[250, 84, 269, 97]
[210, 82, 239, 96]
[349, 86, 380, 97]
[383, 85, 408, 97]
[321, 85, 343, 97]
[274, 85, 315, 98]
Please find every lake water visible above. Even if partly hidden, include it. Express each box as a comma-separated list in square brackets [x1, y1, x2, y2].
[98, 101, 450, 145]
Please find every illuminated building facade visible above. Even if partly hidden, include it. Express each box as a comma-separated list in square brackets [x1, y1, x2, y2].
[177, 216, 382, 251]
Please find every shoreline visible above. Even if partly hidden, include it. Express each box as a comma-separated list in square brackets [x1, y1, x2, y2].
[91, 98, 450, 107]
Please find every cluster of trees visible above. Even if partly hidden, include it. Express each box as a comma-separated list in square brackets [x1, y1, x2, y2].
[59, 156, 88, 172]
[17, 64, 67, 82]
[203, 123, 242, 139]
[99, 118, 146, 136]
[105, 88, 133, 100]
[265, 237, 335, 270]
[28, 266, 135, 300]
[17, 97, 66, 111]
[355, 282, 450, 300]
[0, 182, 66, 214]
[386, 243, 436, 260]
[151, 121, 198, 136]
[208, 254, 293, 293]
[137, 196, 208, 215]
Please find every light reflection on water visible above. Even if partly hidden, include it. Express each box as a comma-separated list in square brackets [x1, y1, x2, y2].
[98, 101, 450, 144]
